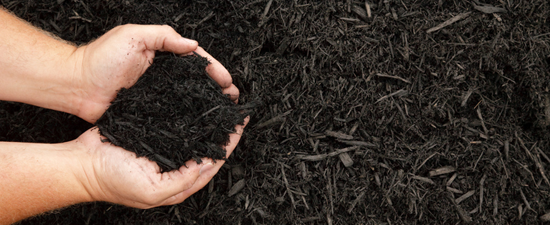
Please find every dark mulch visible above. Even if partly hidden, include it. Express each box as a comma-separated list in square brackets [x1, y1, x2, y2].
[96, 54, 246, 172]
[1, 0, 550, 224]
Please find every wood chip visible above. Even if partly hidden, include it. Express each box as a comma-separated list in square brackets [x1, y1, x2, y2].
[228, 179, 245, 197]
[519, 188, 533, 211]
[256, 110, 291, 128]
[504, 139, 510, 160]
[538, 147, 550, 163]
[349, 122, 360, 135]
[516, 132, 550, 186]
[412, 175, 435, 185]
[337, 140, 377, 148]
[325, 130, 354, 140]
[461, 89, 473, 107]
[338, 152, 354, 167]
[376, 73, 411, 83]
[390, 7, 398, 20]
[154, 154, 177, 170]
[347, 191, 366, 213]
[374, 172, 381, 186]
[376, 89, 408, 103]
[352, 4, 367, 21]
[365, 1, 372, 18]
[479, 174, 487, 212]
[473, 4, 507, 14]
[455, 202, 473, 222]
[276, 37, 290, 55]
[446, 173, 458, 186]
[427, 12, 471, 33]
[448, 192, 472, 222]
[258, 0, 273, 27]
[280, 164, 296, 209]
[455, 190, 475, 204]
[476, 107, 489, 134]
[297, 146, 359, 161]
[446, 186, 463, 194]
[429, 166, 456, 177]
[519, 204, 524, 219]
[300, 162, 308, 179]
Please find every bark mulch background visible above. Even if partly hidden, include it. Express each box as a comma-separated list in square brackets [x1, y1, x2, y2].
[1, 0, 550, 224]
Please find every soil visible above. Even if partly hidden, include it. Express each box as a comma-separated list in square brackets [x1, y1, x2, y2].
[96, 54, 246, 172]
[1, 0, 550, 224]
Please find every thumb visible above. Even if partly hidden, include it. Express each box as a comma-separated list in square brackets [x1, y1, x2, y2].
[138, 25, 198, 54]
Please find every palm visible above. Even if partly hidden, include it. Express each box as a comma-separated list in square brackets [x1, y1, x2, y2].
[76, 113, 247, 208]
[78, 128, 204, 208]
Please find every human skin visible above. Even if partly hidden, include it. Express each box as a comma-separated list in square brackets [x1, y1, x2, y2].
[0, 8, 247, 224]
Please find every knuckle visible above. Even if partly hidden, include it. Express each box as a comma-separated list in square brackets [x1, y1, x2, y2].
[140, 189, 163, 206]
[223, 79, 233, 89]
[226, 74, 233, 85]
[182, 183, 193, 191]
[182, 179, 196, 190]
[117, 24, 134, 32]
[142, 194, 161, 206]
[159, 24, 175, 33]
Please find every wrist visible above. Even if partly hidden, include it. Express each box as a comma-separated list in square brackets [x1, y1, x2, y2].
[69, 130, 115, 203]
[68, 45, 116, 124]
[65, 45, 97, 123]
[46, 44, 85, 118]
[0, 141, 94, 223]
[65, 138, 100, 203]
[59, 140, 96, 203]
[0, 9, 89, 121]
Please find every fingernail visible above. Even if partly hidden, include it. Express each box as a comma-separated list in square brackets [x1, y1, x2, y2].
[182, 37, 198, 45]
[199, 162, 215, 175]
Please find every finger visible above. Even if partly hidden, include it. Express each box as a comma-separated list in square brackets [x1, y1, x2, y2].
[161, 159, 224, 206]
[222, 84, 240, 103]
[194, 47, 233, 88]
[151, 160, 203, 202]
[160, 158, 220, 206]
[224, 115, 249, 157]
[133, 25, 198, 54]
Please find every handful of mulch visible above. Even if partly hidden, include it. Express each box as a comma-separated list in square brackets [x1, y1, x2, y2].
[96, 53, 247, 172]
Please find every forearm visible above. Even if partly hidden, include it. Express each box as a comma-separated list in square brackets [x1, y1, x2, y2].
[0, 8, 82, 117]
[0, 141, 92, 224]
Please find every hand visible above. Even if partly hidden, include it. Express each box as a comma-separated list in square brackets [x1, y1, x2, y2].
[69, 24, 246, 208]
[71, 24, 240, 123]
[74, 116, 249, 208]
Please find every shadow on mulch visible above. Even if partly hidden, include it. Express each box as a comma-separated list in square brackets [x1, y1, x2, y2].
[2, 0, 550, 224]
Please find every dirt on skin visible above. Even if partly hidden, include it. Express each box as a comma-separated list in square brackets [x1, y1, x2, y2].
[1, 0, 550, 224]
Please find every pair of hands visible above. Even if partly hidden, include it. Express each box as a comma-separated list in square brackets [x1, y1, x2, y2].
[68, 25, 247, 208]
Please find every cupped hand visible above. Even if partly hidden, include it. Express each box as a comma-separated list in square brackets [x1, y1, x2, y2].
[74, 116, 248, 208]
[67, 24, 246, 207]
[71, 24, 240, 123]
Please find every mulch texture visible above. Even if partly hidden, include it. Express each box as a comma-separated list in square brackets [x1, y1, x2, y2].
[96, 54, 246, 172]
[1, 0, 550, 224]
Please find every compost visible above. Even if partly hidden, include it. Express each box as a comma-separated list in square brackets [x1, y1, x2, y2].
[95, 54, 245, 172]
[1, 0, 550, 224]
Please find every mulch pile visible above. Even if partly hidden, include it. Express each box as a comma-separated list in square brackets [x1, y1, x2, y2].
[96, 54, 245, 172]
[1, 0, 550, 224]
